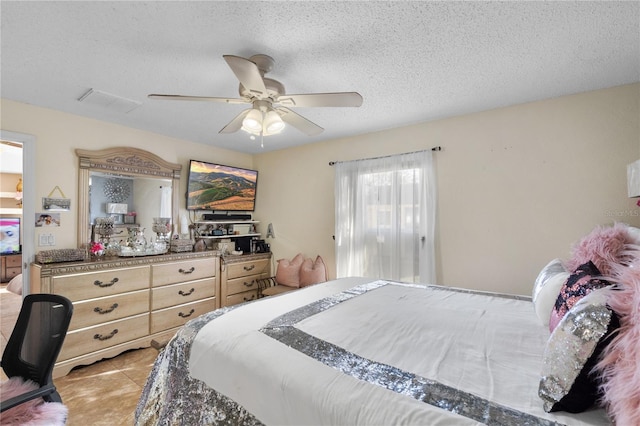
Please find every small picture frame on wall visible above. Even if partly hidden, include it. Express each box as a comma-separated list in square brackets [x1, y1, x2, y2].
[42, 197, 71, 211]
[42, 186, 71, 211]
[35, 212, 61, 227]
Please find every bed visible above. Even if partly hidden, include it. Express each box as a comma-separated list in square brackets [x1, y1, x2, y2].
[135, 276, 614, 425]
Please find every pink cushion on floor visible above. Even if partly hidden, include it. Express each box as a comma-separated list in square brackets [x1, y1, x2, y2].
[275, 253, 305, 288]
[300, 255, 327, 287]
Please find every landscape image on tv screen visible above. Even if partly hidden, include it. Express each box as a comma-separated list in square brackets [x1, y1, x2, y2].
[187, 160, 258, 211]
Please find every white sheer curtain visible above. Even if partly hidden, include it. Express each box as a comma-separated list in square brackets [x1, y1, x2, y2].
[334, 150, 436, 283]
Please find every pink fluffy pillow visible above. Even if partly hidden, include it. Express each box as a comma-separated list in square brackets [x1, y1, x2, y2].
[275, 253, 305, 288]
[300, 256, 327, 287]
[594, 247, 640, 425]
[0, 377, 68, 425]
[565, 223, 635, 276]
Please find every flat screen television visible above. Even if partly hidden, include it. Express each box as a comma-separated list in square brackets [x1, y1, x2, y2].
[186, 160, 258, 211]
[0, 217, 21, 253]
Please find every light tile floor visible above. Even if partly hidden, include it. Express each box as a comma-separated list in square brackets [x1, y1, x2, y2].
[56, 347, 157, 425]
[1, 286, 158, 425]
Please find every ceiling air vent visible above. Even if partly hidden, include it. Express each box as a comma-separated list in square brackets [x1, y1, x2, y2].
[77, 89, 141, 113]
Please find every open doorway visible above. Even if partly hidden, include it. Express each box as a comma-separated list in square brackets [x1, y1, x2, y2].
[1, 130, 36, 297]
[0, 141, 23, 291]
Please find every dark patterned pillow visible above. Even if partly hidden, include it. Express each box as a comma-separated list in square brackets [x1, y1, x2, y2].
[549, 261, 610, 332]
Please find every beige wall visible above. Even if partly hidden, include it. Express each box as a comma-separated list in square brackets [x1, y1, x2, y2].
[0, 99, 254, 250]
[255, 83, 640, 295]
[2, 83, 639, 295]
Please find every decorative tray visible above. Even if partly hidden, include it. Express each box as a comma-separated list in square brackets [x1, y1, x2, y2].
[119, 248, 168, 257]
[37, 249, 86, 264]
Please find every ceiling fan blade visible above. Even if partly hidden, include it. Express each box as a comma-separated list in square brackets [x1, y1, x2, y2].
[219, 109, 251, 134]
[223, 55, 268, 98]
[148, 94, 249, 104]
[276, 107, 324, 136]
[278, 92, 363, 108]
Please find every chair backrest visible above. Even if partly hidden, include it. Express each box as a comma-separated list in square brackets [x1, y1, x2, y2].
[1, 294, 73, 386]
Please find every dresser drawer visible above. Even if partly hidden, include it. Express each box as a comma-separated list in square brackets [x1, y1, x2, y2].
[150, 298, 215, 334]
[226, 259, 270, 280]
[151, 258, 216, 287]
[52, 266, 150, 302]
[226, 275, 267, 296]
[226, 289, 258, 306]
[59, 313, 149, 361]
[70, 289, 149, 330]
[151, 277, 215, 310]
[5, 255, 21, 268]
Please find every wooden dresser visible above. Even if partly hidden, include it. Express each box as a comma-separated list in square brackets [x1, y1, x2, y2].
[31, 251, 219, 377]
[1, 253, 22, 283]
[220, 253, 271, 307]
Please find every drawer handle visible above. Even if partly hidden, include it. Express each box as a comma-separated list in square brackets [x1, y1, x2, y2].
[179, 267, 195, 274]
[243, 294, 256, 302]
[243, 280, 255, 288]
[243, 265, 255, 272]
[94, 329, 118, 341]
[94, 277, 119, 288]
[94, 303, 119, 314]
[179, 309, 195, 318]
[178, 288, 195, 296]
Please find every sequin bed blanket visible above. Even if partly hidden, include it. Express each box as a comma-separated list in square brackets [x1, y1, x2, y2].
[135, 277, 609, 425]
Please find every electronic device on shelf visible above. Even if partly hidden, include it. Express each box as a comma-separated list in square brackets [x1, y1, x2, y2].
[202, 213, 252, 221]
[0, 217, 21, 254]
[186, 160, 258, 212]
[254, 239, 270, 253]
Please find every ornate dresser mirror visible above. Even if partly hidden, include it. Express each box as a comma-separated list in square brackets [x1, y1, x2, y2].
[76, 147, 181, 248]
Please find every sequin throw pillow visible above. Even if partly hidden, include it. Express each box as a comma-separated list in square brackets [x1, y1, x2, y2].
[539, 288, 619, 413]
[548, 261, 610, 332]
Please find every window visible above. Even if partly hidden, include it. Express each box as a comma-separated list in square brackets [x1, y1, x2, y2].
[334, 150, 436, 283]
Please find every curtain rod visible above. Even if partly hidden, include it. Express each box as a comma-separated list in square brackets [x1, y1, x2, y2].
[328, 146, 441, 166]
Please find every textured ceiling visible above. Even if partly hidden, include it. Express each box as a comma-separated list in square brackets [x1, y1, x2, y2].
[1, 1, 638, 154]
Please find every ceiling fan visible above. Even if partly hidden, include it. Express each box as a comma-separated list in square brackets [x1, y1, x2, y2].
[148, 54, 363, 138]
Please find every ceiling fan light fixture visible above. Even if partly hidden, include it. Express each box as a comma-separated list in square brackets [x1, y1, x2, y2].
[263, 110, 285, 135]
[150, 53, 362, 140]
[242, 109, 263, 133]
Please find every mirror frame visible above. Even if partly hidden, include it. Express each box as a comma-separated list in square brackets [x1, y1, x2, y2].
[76, 147, 181, 247]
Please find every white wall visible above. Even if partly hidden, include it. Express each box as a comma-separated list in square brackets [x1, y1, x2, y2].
[254, 83, 640, 295]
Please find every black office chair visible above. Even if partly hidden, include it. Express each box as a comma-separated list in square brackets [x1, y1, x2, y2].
[1, 293, 73, 413]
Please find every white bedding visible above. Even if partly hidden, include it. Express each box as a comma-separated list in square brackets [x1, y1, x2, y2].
[187, 278, 609, 425]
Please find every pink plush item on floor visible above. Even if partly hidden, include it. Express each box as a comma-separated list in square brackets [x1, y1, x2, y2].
[0, 377, 68, 425]
[594, 247, 640, 426]
[564, 223, 635, 276]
